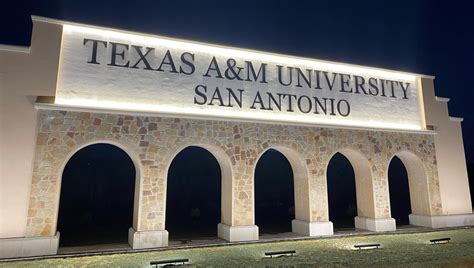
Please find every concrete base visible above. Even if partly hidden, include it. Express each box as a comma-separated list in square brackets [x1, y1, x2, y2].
[128, 228, 168, 249]
[0, 232, 60, 259]
[409, 213, 474, 228]
[217, 223, 259, 242]
[354, 216, 396, 232]
[291, 219, 334, 236]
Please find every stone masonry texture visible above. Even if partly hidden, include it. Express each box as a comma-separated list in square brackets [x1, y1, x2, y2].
[26, 110, 442, 237]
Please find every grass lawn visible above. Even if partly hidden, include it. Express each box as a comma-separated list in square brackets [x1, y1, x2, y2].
[2, 228, 474, 267]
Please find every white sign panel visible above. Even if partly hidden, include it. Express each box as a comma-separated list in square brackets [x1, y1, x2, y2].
[56, 24, 423, 130]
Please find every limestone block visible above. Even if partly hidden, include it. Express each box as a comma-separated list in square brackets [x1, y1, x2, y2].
[0, 232, 59, 259]
[409, 213, 474, 228]
[291, 219, 333, 236]
[128, 228, 168, 249]
[217, 223, 258, 242]
[354, 216, 396, 232]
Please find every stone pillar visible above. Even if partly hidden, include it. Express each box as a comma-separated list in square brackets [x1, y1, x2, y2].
[292, 151, 334, 236]
[217, 152, 258, 241]
[353, 153, 396, 232]
[304, 160, 334, 236]
[129, 147, 169, 249]
[129, 165, 168, 249]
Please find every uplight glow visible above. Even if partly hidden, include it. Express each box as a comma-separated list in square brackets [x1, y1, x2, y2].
[55, 97, 423, 131]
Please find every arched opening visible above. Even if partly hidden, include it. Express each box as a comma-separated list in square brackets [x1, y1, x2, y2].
[166, 146, 221, 241]
[390, 151, 432, 225]
[326, 152, 357, 230]
[388, 156, 412, 226]
[57, 143, 136, 247]
[254, 149, 295, 235]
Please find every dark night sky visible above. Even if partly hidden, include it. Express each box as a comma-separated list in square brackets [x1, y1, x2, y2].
[1, 0, 474, 162]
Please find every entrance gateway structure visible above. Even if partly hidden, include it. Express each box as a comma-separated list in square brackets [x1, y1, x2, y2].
[1, 16, 473, 258]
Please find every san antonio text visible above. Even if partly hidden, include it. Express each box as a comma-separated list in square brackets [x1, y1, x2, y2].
[193, 85, 351, 117]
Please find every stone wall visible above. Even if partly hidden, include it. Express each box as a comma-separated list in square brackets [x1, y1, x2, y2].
[26, 109, 442, 237]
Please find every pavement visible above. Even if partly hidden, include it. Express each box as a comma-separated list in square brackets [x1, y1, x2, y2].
[2, 225, 435, 262]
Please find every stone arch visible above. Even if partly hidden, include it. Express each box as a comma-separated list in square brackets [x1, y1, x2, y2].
[54, 140, 143, 235]
[389, 151, 433, 217]
[326, 149, 376, 220]
[163, 143, 234, 229]
[254, 145, 311, 224]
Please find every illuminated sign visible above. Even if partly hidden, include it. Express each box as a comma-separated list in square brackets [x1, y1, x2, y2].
[56, 24, 424, 130]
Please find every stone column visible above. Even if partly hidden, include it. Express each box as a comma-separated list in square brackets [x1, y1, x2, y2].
[128, 170, 168, 249]
[292, 152, 333, 236]
[354, 154, 396, 232]
[300, 160, 334, 236]
[218, 154, 258, 241]
[128, 120, 171, 249]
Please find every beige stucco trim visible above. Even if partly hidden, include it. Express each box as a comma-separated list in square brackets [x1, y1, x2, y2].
[0, 44, 30, 53]
[420, 77, 472, 215]
[449, 116, 464, 122]
[435, 97, 450, 102]
[1, 19, 63, 239]
[417, 77, 427, 130]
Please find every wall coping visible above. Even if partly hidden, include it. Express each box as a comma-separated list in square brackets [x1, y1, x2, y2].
[0, 44, 30, 53]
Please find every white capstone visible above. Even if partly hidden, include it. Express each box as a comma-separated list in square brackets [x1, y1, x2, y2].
[291, 219, 334, 236]
[409, 213, 474, 228]
[217, 223, 259, 242]
[0, 232, 59, 259]
[354, 216, 396, 232]
[128, 228, 168, 249]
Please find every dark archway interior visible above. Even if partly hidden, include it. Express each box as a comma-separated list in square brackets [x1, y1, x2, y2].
[388, 156, 412, 225]
[57, 144, 136, 247]
[327, 152, 357, 229]
[166, 146, 221, 240]
[255, 149, 295, 234]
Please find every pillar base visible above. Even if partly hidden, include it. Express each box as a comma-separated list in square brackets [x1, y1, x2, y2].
[217, 223, 258, 242]
[409, 213, 474, 228]
[291, 219, 333, 236]
[128, 228, 168, 249]
[0, 232, 60, 259]
[354, 216, 396, 232]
